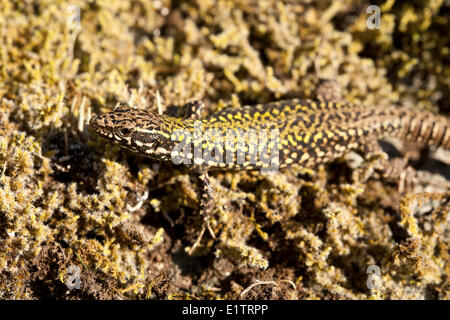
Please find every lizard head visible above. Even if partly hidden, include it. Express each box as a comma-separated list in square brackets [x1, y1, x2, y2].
[89, 104, 183, 161]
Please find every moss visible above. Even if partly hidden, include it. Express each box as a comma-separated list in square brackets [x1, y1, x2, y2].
[0, 0, 448, 300]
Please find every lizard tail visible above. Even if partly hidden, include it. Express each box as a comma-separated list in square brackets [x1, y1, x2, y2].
[396, 110, 450, 149]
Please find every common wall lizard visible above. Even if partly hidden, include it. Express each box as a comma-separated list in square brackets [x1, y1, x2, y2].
[90, 99, 449, 168]
[89, 99, 450, 251]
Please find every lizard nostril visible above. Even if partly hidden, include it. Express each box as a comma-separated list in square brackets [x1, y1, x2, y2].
[89, 115, 98, 126]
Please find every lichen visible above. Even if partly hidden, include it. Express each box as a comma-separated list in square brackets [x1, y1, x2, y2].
[0, 0, 448, 300]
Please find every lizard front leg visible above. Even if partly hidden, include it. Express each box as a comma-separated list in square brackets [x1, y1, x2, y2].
[188, 166, 216, 254]
[180, 101, 217, 254]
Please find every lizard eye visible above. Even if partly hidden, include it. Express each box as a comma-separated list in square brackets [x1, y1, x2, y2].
[119, 128, 132, 137]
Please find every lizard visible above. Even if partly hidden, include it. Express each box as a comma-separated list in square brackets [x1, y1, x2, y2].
[89, 99, 450, 251]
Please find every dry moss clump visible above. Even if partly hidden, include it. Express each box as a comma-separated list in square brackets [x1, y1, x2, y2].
[0, 0, 449, 299]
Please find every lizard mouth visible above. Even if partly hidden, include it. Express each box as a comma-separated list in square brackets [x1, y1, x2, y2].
[89, 115, 116, 140]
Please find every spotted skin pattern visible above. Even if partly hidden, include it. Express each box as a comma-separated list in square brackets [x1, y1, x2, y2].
[89, 99, 450, 170]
